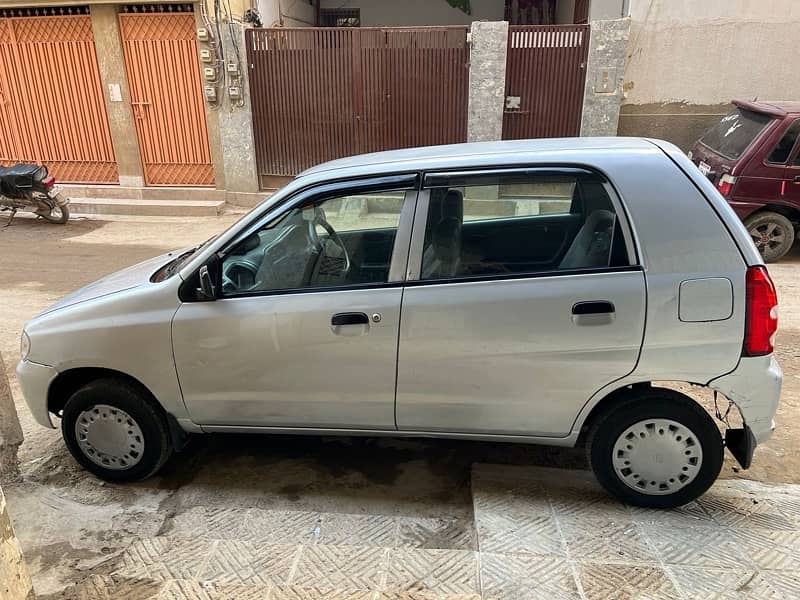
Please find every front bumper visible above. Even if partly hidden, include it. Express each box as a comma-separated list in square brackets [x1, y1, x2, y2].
[709, 355, 782, 446]
[16, 359, 58, 428]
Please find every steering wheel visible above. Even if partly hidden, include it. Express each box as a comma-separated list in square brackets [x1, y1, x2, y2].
[311, 213, 351, 278]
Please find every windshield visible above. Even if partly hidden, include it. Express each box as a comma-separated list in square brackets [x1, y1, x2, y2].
[700, 108, 772, 160]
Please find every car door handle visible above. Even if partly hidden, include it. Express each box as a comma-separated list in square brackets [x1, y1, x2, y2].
[572, 301, 615, 315]
[794, 175, 800, 183]
[331, 312, 369, 326]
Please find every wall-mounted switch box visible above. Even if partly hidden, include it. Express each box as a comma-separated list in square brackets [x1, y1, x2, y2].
[197, 28, 209, 42]
[204, 86, 217, 102]
[203, 67, 216, 81]
[226, 62, 240, 76]
[200, 49, 212, 63]
[228, 86, 242, 99]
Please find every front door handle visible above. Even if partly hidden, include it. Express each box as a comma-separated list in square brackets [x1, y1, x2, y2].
[572, 301, 615, 315]
[331, 312, 369, 326]
[794, 175, 800, 183]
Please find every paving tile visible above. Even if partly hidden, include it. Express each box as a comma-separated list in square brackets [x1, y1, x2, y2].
[198, 541, 298, 586]
[559, 517, 657, 565]
[729, 528, 800, 570]
[114, 537, 214, 581]
[475, 513, 564, 556]
[70, 574, 166, 600]
[770, 495, 800, 527]
[548, 487, 632, 523]
[318, 513, 396, 548]
[269, 586, 377, 599]
[669, 567, 784, 599]
[698, 495, 796, 530]
[765, 570, 800, 598]
[157, 579, 275, 600]
[629, 501, 715, 527]
[472, 474, 553, 519]
[480, 552, 580, 600]
[641, 525, 752, 569]
[385, 548, 479, 596]
[164, 507, 249, 541]
[378, 592, 480, 600]
[397, 516, 476, 551]
[577, 563, 678, 600]
[292, 544, 388, 592]
[236, 509, 320, 544]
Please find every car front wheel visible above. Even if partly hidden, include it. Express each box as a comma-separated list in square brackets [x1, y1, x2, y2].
[588, 388, 723, 508]
[61, 378, 173, 482]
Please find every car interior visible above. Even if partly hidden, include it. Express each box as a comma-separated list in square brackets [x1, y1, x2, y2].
[220, 179, 629, 295]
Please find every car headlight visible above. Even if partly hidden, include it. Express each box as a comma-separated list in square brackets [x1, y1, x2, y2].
[20, 331, 30, 361]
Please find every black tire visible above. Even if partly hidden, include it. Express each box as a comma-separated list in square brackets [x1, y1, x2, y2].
[61, 378, 173, 482]
[745, 211, 794, 263]
[587, 388, 723, 509]
[38, 202, 69, 224]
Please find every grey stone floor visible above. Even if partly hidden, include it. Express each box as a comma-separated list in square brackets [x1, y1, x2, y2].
[52, 464, 800, 599]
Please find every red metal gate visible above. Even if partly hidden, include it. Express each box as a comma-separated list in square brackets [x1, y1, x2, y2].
[503, 24, 589, 140]
[0, 7, 118, 183]
[119, 6, 214, 186]
[247, 27, 468, 183]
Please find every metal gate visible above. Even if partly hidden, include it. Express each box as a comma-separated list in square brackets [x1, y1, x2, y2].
[119, 7, 213, 186]
[0, 8, 118, 183]
[503, 24, 589, 140]
[247, 27, 468, 182]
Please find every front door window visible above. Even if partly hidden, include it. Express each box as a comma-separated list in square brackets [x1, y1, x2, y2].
[221, 190, 406, 295]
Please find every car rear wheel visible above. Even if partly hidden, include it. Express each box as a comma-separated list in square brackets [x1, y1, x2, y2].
[61, 378, 173, 482]
[588, 388, 723, 508]
[745, 211, 794, 263]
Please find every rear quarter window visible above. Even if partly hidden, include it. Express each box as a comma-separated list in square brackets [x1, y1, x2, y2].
[700, 108, 773, 160]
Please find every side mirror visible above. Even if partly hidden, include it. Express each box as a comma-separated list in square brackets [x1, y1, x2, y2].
[197, 264, 216, 300]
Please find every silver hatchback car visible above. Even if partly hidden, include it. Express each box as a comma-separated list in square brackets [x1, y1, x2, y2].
[18, 138, 781, 508]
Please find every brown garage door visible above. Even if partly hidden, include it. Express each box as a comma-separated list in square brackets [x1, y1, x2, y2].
[0, 7, 118, 183]
[247, 27, 469, 184]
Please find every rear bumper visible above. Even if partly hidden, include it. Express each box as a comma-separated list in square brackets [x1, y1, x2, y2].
[708, 355, 781, 445]
[15, 359, 57, 429]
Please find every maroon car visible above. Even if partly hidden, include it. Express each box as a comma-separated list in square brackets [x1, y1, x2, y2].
[690, 100, 800, 262]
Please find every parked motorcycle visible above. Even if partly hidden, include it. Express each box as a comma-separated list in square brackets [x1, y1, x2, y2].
[0, 163, 70, 226]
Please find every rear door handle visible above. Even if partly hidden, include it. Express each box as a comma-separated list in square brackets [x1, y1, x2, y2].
[572, 301, 615, 315]
[794, 175, 800, 183]
[331, 312, 369, 326]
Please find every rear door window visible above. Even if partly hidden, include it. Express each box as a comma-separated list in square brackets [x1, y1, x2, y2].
[767, 119, 800, 164]
[700, 108, 773, 160]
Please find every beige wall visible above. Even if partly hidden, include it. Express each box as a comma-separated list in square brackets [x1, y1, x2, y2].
[620, 0, 800, 149]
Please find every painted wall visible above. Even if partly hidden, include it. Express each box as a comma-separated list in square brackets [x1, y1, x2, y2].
[590, 0, 627, 20]
[619, 0, 800, 149]
[316, 0, 502, 26]
[258, 0, 315, 27]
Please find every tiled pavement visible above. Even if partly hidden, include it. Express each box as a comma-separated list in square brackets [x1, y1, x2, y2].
[63, 465, 800, 599]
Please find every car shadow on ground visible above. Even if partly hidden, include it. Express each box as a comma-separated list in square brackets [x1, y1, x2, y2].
[139, 433, 589, 516]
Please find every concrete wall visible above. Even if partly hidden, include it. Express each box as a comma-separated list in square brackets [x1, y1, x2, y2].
[0, 487, 33, 600]
[317, 0, 503, 26]
[90, 5, 144, 187]
[581, 18, 630, 136]
[467, 21, 509, 142]
[590, 0, 627, 20]
[258, 0, 316, 27]
[619, 0, 800, 150]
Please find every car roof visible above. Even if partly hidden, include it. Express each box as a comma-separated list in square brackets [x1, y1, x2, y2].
[299, 137, 656, 177]
[733, 99, 800, 117]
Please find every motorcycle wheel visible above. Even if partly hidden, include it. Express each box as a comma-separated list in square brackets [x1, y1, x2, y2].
[38, 204, 69, 224]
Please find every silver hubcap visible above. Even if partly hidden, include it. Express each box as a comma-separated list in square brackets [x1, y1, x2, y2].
[750, 222, 786, 252]
[75, 404, 144, 470]
[612, 418, 703, 495]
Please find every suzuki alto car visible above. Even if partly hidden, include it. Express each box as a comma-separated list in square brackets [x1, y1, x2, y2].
[17, 138, 782, 508]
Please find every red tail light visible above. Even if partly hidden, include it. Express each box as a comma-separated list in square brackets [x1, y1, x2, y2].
[743, 266, 778, 356]
[717, 174, 737, 197]
[42, 176, 55, 189]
